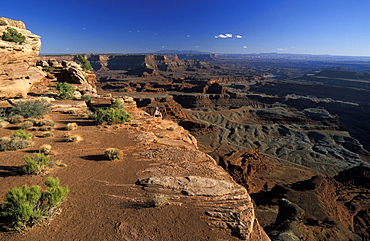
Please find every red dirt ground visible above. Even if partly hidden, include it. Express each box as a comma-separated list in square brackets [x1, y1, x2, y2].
[0, 111, 240, 241]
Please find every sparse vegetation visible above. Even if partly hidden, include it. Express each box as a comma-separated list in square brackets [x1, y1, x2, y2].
[20, 120, 34, 129]
[66, 134, 83, 142]
[81, 95, 93, 102]
[35, 119, 55, 127]
[94, 108, 131, 125]
[9, 100, 52, 118]
[39, 144, 52, 155]
[111, 98, 124, 109]
[0, 177, 69, 230]
[23, 153, 52, 175]
[1, 27, 26, 44]
[13, 129, 33, 140]
[104, 148, 123, 160]
[66, 122, 78, 130]
[7, 114, 24, 124]
[42, 132, 54, 138]
[148, 194, 169, 207]
[43, 66, 55, 72]
[56, 82, 75, 100]
[75, 54, 92, 71]
[0, 136, 29, 151]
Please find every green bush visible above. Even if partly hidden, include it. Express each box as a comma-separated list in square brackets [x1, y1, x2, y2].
[43, 66, 55, 72]
[1, 27, 26, 44]
[10, 100, 52, 118]
[23, 153, 55, 175]
[104, 148, 123, 160]
[13, 129, 33, 140]
[75, 54, 92, 71]
[0, 136, 29, 151]
[56, 82, 75, 100]
[94, 108, 131, 125]
[0, 177, 69, 230]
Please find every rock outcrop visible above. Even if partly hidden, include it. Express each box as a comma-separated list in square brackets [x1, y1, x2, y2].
[0, 17, 45, 99]
[86, 54, 214, 74]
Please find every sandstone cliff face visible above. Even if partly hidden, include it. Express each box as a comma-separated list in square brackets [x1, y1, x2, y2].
[0, 17, 45, 99]
[86, 54, 213, 74]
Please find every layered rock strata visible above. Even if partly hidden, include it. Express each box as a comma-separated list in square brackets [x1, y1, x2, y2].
[0, 17, 45, 99]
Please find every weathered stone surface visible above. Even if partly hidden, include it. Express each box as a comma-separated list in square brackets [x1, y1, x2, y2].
[0, 17, 45, 99]
[137, 142, 270, 240]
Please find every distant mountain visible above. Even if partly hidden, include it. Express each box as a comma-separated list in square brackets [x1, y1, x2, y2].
[152, 49, 212, 54]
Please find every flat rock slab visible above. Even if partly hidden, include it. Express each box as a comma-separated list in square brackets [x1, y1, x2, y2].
[138, 176, 238, 196]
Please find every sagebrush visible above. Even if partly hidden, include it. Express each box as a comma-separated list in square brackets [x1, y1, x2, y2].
[0, 177, 69, 230]
[105, 148, 123, 160]
[94, 108, 131, 125]
[0, 136, 29, 151]
[9, 100, 51, 118]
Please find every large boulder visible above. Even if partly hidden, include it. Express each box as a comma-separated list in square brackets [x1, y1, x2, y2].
[0, 17, 45, 99]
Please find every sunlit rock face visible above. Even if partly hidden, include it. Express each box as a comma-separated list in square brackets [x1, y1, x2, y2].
[0, 17, 45, 99]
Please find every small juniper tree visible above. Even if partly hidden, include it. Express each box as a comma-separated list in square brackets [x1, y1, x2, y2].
[1, 27, 26, 44]
[56, 82, 75, 100]
[75, 54, 92, 71]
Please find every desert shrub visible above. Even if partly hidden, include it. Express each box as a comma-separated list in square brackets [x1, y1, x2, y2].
[39, 144, 52, 155]
[43, 66, 55, 72]
[1, 27, 26, 44]
[0, 177, 69, 230]
[0, 136, 29, 151]
[13, 129, 33, 140]
[20, 121, 34, 129]
[39, 126, 53, 131]
[75, 54, 92, 71]
[7, 114, 24, 124]
[56, 82, 75, 100]
[111, 98, 124, 109]
[42, 132, 54, 138]
[9, 100, 52, 118]
[22, 153, 52, 175]
[66, 122, 78, 130]
[104, 148, 123, 160]
[148, 194, 169, 208]
[81, 95, 92, 102]
[66, 134, 83, 142]
[167, 127, 174, 131]
[35, 119, 54, 127]
[94, 108, 131, 125]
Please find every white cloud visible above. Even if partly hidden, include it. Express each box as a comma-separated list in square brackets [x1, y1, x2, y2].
[243, 46, 247, 49]
[277, 48, 287, 51]
[215, 33, 243, 39]
[215, 34, 231, 38]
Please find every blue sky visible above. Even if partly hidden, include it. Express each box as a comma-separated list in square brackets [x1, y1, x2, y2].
[2, 0, 370, 56]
